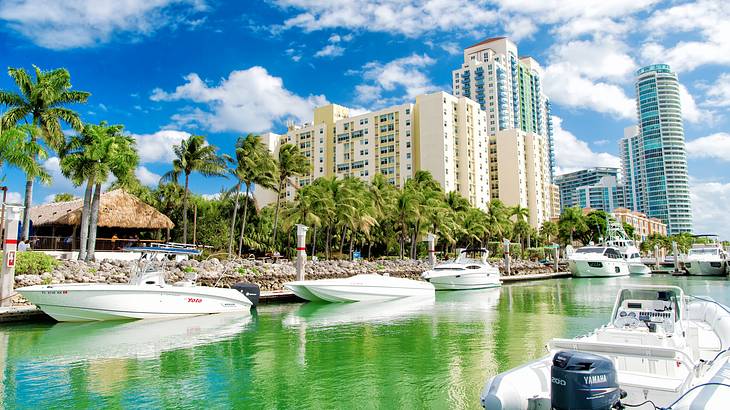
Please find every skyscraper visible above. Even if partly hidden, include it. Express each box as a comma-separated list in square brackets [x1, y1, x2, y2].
[452, 37, 554, 226]
[633, 64, 692, 234]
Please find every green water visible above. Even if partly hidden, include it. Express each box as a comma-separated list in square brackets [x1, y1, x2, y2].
[1, 276, 729, 409]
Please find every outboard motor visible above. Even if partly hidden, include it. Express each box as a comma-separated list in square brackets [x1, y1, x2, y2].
[551, 350, 621, 410]
[232, 283, 260, 307]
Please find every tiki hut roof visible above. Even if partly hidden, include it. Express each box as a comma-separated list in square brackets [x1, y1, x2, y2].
[30, 189, 174, 229]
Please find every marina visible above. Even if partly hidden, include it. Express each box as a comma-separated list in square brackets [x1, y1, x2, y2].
[1, 275, 729, 408]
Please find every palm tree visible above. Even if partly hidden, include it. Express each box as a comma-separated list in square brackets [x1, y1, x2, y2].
[394, 189, 418, 259]
[558, 206, 588, 244]
[540, 221, 558, 244]
[161, 135, 227, 244]
[271, 143, 309, 246]
[0, 66, 90, 238]
[0, 125, 50, 185]
[485, 199, 510, 242]
[231, 135, 277, 256]
[61, 122, 138, 260]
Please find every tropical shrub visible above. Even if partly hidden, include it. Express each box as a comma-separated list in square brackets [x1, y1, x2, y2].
[14, 251, 59, 275]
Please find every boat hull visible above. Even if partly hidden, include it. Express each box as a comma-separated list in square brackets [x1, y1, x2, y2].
[17, 284, 253, 322]
[421, 271, 501, 290]
[284, 283, 327, 302]
[284, 274, 434, 303]
[569, 259, 629, 277]
[685, 260, 727, 276]
[628, 262, 652, 275]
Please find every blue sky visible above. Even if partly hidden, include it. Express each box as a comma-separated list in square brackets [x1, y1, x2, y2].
[0, 0, 729, 237]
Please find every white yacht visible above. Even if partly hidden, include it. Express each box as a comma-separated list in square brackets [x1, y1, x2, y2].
[604, 219, 651, 275]
[569, 246, 630, 278]
[685, 239, 728, 276]
[284, 274, 434, 303]
[420, 248, 501, 290]
[17, 245, 259, 322]
[481, 285, 730, 409]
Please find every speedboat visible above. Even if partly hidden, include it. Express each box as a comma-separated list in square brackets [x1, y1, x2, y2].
[481, 285, 730, 409]
[685, 241, 728, 277]
[17, 244, 260, 322]
[421, 248, 501, 290]
[604, 218, 651, 275]
[568, 246, 629, 278]
[284, 273, 434, 302]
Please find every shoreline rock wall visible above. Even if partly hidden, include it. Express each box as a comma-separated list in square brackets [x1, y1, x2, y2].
[14, 257, 555, 292]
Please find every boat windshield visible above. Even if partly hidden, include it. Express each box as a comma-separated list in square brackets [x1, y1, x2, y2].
[689, 248, 718, 256]
[613, 288, 681, 322]
[575, 247, 606, 254]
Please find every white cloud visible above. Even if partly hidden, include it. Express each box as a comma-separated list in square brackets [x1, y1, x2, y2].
[686, 133, 730, 162]
[151, 68, 327, 133]
[543, 64, 635, 119]
[201, 192, 221, 200]
[130, 129, 190, 163]
[690, 179, 730, 240]
[274, 0, 497, 37]
[5, 191, 22, 204]
[136, 166, 162, 186]
[548, 38, 636, 82]
[314, 44, 344, 58]
[641, 0, 730, 72]
[678, 84, 710, 124]
[699, 73, 730, 107]
[354, 54, 437, 105]
[552, 116, 620, 175]
[0, 0, 207, 49]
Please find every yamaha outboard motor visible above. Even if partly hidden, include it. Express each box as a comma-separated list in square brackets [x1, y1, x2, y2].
[551, 350, 620, 410]
[232, 283, 260, 307]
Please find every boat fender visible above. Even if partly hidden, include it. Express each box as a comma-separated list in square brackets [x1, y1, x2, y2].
[232, 283, 260, 307]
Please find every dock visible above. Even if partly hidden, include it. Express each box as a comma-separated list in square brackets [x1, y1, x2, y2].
[0, 306, 49, 323]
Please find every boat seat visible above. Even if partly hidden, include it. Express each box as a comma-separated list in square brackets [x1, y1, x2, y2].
[618, 371, 687, 393]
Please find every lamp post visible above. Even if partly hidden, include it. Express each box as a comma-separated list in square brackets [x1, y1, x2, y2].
[1, 204, 24, 307]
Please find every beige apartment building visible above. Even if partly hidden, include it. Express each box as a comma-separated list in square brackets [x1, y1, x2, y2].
[255, 91, 491, 211]
[612, 207, 668, 241]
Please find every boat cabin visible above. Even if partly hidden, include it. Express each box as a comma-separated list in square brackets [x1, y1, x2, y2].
[574, 246, 623, 259]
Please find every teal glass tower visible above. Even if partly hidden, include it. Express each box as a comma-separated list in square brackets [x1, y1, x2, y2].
[634, 64, 692, 234]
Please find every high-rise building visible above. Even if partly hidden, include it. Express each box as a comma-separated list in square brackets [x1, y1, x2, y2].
[555, 168, 620, 212]
[619, 125, 641, 212]
[255, 92, 492, 212]
[452, 37, 554, 224]
[633, 64, 692, 234]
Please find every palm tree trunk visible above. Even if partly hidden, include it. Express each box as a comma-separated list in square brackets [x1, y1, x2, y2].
[238, 184, 251, 256]
[399, 231, 405, 259]
[182, 173, 190, 243]
[228, 183, 241, 257]
[339, 226, 346, 253]
[19, 177, 33, 241]
[325, 224, 332, 260]
[272, 181, 284, 246]
[77, 180, 93, 260]
[349, 234, 355, 261]
[86, 183, 102, 261]
[310, 226, 317, 257]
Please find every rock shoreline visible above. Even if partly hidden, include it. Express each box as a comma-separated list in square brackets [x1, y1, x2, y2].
[14, 257, 556, 293]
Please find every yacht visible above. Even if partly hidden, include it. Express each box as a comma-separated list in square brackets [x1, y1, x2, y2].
[604, 218, 651, 275]
[685, 238, 728, 276]
[284, 273, 434, 303]
[420, 248, 501, 290]
[481, 285, 730, 409]
[17, 244, 260, 322]
[568, 245, 630, 278]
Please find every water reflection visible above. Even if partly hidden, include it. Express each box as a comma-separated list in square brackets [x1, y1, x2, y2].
[283, 295, 435, 329]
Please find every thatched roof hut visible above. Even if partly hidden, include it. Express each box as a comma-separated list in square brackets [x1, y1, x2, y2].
[30, 189, 174, 229]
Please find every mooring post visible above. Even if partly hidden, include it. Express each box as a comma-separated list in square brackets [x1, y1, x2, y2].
[654, 244, 660, 270]
[1, 204, 23, 307]
[426, 233, 437, 267]
[672, 241, 679, 273]
[553, 244, 559, 273]
[295, 224, 309, 281]
[503, 238, 511, 276]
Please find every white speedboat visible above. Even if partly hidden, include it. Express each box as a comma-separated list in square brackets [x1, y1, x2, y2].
[17, 245, 259, 322]
[284, 273, 434, 303]
[421, 248, 501, 290]
[481, 285, 730, 409]
[604, 219, 651, 275]
[569, 246, 629, 277]
[685, 241, 728, 277]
